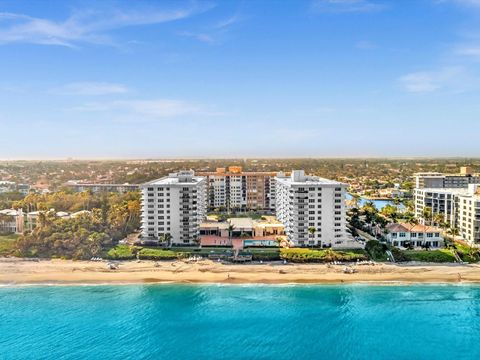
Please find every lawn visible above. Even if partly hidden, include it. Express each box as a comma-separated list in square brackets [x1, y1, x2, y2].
[0, 233, 19, 256]
[402, 250, 456, 263]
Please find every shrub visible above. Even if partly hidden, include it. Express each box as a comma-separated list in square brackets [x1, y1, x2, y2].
[389, 247, 408, 262]
[250, 249, 280, 261]
[106, 245, 135, 260]
[365, 240, 388, 261]
[280, 248, 367, 263]
[0, 234, 18, 256]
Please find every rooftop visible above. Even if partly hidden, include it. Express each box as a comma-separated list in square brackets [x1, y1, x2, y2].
[417, 186, 480, 199]
[276, 170, 347, 186]
[228, 218, 254, 229]
[386, 223, 442, 234]
[143, 171, 204, 186]
[0, 209, 20, 216]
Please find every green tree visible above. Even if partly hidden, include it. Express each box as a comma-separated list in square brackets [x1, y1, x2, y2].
[162, 233, 173, 248]
[421, 207, 432, 226]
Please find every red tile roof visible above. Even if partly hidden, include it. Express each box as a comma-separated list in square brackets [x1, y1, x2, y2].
[386, 223, 441, 233]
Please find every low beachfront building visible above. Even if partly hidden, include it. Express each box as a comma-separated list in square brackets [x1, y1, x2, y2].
[275, 170, 349, 248]
[199, 217, 285, 248]
[141, 171, 207, 245]
[385, 223, 444, 249]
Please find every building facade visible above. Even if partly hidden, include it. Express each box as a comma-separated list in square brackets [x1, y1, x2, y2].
[141, 171, 207, 245]
[275, 170, 348, 248]
[0, 209, 24, 234]
[66, 182, 140, 193]
[414, 188, 457, 225]
[415, 167, 480, 189]
[197, 166, 276, 211]
[385, 223, 443, 249]
[456, 185, 480, 245]
[414, 184, 480, 245]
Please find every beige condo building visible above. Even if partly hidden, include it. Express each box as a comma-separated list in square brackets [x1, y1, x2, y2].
[197, 166, 276, 211]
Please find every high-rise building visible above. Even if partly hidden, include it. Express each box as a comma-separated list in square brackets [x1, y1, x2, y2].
[141, 171, 207, 245]
[414, 184, 480, 245]
[197, 166, 276, 211]
[275, 170, 348, 248]
[455, 185, 480, 245]
[414, 169, 480, 189]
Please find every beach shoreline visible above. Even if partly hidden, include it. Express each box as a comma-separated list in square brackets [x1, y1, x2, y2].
[1, 257, 480, 286]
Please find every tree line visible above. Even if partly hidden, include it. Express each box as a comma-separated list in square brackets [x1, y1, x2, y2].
[14, 191, 140, 260]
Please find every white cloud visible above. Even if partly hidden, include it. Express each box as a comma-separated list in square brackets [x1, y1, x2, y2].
[177, 31, 215, 44]
[74, 98, 218, 119]
[399, 66, 471, 93]
[455, 45, 480, 59]
[311, 0, 386, 13]
[455, 0, 480, 6]
[0, 4, 211, 47]
[56, 82, 129, 95]
[215, 14, 241, 29]
[178, 13, 242, 44]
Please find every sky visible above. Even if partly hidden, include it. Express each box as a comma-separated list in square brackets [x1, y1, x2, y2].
[0, 0, 480, 159]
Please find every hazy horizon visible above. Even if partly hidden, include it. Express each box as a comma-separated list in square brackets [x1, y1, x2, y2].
[1, 0, 480, 158]
[1, 155, 480, 162]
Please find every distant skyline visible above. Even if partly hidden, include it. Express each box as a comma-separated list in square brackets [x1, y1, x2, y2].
[1, 0, 480, 159]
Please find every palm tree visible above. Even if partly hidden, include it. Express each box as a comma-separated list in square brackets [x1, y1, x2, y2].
[192, 235, 201, 249]
[421, 207, 432, 226]
[275, 236, 283, 248]
[308, 227, 317, 248]
[227, 224, 235, 243]
[362, 201, 378, 232]
[447, 226, 460, 241]
[351, 194, 361, 209]
[403, 213, 419, 247]
[163, 233, 172, 248]
[467, 246, 479, 262]
[433, 213, 444, 227]
[403, 211, 418, 226]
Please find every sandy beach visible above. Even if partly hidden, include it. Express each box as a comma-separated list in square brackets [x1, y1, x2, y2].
[1, 257, 480, 285]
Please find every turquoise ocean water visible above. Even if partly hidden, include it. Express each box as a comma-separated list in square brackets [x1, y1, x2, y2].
[1, 284, 480, 359]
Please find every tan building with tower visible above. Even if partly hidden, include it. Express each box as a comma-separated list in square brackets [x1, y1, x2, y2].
[198, 166, 276, 211]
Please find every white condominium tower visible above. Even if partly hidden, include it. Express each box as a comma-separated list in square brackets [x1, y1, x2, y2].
[456, 185, 480, 245]
[414, 184, 480, 245]
[275, 170, 348, 248]
[141, 171, 207, 245]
